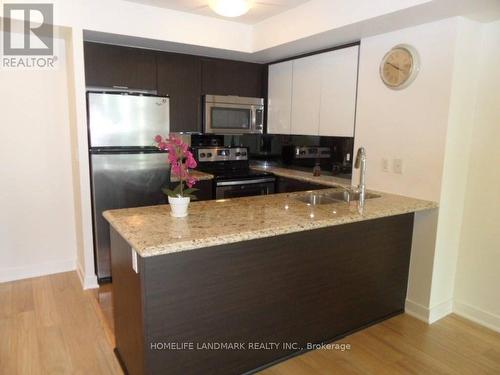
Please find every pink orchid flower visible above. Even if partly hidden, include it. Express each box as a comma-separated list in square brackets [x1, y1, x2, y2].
[154, 134, 198, 198]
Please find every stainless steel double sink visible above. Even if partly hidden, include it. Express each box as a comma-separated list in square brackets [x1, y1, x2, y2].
[296, 189, 380, 205]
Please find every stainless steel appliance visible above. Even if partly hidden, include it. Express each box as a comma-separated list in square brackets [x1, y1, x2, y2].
[87, 90, 170, 281]
[194, 147, 275, 199]
[204, 95, 264, 135]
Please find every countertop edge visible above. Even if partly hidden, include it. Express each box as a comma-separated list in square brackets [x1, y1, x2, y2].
[104, 201, 438, 258]
[103, 165, 438, 258]
[251, 165, 352, 188]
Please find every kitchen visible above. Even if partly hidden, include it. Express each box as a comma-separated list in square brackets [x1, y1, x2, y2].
[1, 1, 500, 374]
[86, 40, 362, 281]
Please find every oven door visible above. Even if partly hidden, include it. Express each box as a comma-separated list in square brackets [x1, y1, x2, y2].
[205, 103, 263, 135]
[215, 178, 275, 199]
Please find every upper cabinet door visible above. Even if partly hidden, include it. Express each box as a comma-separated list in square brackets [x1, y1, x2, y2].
[267, 61, 293, 134]
[157, 53, 202, 133]
[319, 46, 359, 137]
[84, 42, 157, 90]
[290, 54, 322, 135]
[201, 59, 265, 98]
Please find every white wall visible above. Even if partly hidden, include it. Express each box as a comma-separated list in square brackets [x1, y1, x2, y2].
[428, 17, 483, 317]
[0, 33, 78, 282]
[65, 27, 99, 289]
[453, 20, 500, 333]
[354, 18, 457, 202]
[355, 17, 500, 327]
[353, 17, 461, 320]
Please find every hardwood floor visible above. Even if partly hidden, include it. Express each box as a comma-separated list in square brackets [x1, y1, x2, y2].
[1, 271, 500, 374]
[260, 314, 500, 375]
[94, 283, 114, 346]
[0, 272, 122, 375]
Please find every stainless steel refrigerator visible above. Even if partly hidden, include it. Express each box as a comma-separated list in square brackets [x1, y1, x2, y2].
[87, 91, 170, 282]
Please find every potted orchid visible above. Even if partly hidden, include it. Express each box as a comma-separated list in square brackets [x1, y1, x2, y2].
[155, 135, 198, 218]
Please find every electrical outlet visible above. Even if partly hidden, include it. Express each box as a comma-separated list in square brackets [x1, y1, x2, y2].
[382, 158, 389, 172]
[393, 159, 403, 174]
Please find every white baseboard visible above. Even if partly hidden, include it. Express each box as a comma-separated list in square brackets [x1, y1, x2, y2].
[76, 262, 99, 290]
[0, 259, 76, 283]
[428, 300, 453, 323]
[405, 298, 453, 323]
[405, 299, 430, 322]
[454, 300, 500, 333]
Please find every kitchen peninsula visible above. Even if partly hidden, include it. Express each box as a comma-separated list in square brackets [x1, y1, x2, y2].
[104, 185, 436, 375]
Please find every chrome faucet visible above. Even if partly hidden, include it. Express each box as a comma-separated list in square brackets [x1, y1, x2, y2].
[354, 147, 367, 213]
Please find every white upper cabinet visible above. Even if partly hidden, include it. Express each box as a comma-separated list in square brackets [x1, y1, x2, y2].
[290, 54, 322, 135]
[319, 45, 359, 137]
[266, 45, 359, 137]
[267, 61, 293, 134]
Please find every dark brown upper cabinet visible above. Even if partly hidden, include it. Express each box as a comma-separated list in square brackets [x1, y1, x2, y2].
[84, 42, 157, 91]
[201, 58, 265, 98]
[157, 52, 202, 133]
[83, 42, 267, 132]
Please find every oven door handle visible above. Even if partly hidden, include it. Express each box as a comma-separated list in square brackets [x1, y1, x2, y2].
[216, 178, 276, 187]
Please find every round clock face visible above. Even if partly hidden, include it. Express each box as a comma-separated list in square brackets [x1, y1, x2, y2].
[380, 45, 419, 89]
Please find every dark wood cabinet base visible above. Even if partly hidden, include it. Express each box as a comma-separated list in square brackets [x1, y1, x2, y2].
[110, 213, 414, 375]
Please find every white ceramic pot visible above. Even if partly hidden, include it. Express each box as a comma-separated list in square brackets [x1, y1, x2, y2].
[168, 196, 190, 218]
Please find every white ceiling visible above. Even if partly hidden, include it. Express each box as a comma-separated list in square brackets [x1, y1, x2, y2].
[85, 0, 500, 64]
[124, 0, 310, 24]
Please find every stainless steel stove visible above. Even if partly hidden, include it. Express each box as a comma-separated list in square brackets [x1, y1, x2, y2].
[193, 147, 276, 199]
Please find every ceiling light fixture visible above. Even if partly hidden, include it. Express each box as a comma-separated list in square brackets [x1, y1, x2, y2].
[208, 0, 252, 18]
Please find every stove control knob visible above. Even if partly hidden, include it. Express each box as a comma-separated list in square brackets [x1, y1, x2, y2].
[241, 152, 247, 157]
[200, 153, 206, 158]
[207, 153, 213, 158]
[235, 152, 241, 157]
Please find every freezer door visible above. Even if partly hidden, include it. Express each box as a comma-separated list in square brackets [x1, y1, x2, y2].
[90, 152, 170, 280]
[88, 92, 170, 148]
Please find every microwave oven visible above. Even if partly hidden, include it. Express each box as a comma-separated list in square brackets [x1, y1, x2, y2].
[204, 95, 264, 135]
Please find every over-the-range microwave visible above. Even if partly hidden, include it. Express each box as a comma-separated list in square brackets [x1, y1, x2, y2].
[204, 95, 264, 135]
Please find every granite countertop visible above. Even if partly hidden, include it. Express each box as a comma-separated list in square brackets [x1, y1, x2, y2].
[103, 187, 438, 258]
[251, 164, 352, 187]
[170, 170, 214, 182]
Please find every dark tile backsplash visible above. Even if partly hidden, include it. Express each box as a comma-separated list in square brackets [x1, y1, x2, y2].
[189, 133, 354, 177]
[228, 134, 354, 176]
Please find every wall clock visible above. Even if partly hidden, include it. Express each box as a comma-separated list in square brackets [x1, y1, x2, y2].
[379, 44, 420, 90]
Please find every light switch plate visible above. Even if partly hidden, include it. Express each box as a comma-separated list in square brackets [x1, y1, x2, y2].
[131, 249, 138, 273]
[393, 159, 403, 174]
